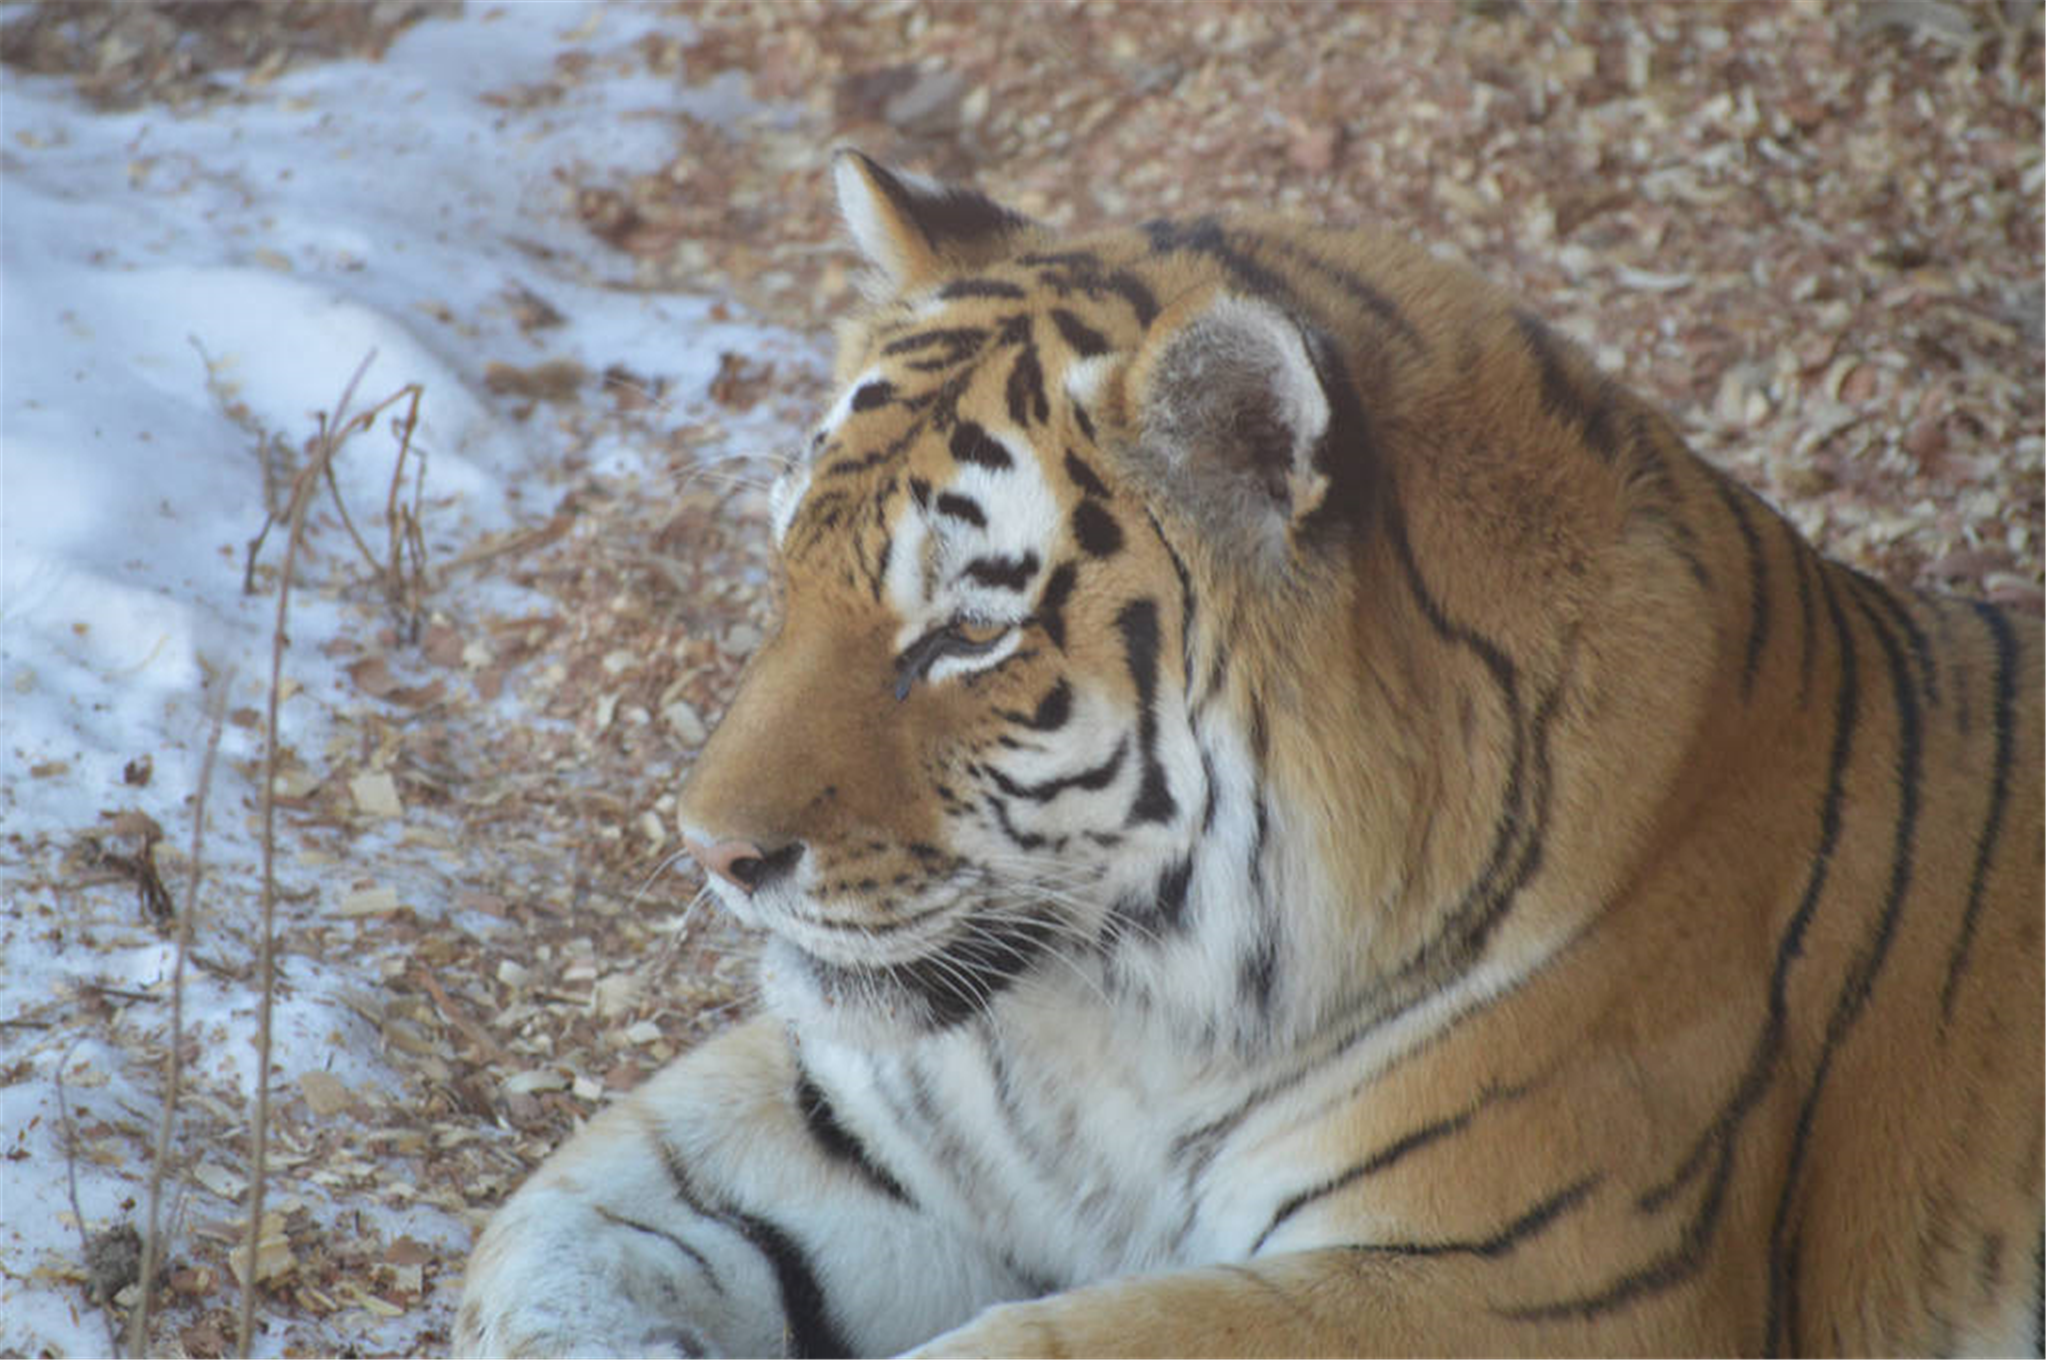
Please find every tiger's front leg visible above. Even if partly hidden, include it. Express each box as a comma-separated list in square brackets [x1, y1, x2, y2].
[455, 1017, 1030, 1358]
[912, 1250, 1663, 1359]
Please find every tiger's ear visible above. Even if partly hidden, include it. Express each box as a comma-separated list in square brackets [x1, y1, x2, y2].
[1123, 289, 1334, 564]
[832, 149, 1034, 294]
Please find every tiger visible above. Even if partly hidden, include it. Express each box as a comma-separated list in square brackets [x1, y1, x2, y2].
[455, 151, 2044, 1358]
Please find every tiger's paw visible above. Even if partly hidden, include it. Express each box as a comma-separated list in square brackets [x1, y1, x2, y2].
[454, 1293, 710, 1360]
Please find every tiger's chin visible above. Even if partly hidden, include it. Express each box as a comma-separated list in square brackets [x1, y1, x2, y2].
[748, 937, 910, 1048]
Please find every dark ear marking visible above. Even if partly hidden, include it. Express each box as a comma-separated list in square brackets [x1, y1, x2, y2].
[834, 150, 1035, 291]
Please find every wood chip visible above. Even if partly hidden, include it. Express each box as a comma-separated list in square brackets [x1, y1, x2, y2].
[300, 1070, 355, 1118]
[337, 886, 401, 917]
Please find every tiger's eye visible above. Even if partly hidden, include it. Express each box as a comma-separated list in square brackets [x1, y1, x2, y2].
[947, 618, 1009, 650]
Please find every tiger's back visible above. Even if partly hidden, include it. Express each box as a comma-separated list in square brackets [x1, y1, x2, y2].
[457, 155, 2042, 1357]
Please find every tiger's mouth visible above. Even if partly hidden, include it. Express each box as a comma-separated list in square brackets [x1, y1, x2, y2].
[763, 903, 1065, 1032]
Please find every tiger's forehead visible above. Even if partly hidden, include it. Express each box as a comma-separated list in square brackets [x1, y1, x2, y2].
[771, 264, 1154, 573]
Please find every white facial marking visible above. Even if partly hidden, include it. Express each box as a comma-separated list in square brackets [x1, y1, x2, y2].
[885, 425, 1063, 653]
[1063, 353, 1116, 410]
[885, 509, 933, 650]
[769, 463, 812, 547]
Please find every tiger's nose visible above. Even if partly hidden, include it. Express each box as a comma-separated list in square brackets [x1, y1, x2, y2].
[684, 837, 803, 894]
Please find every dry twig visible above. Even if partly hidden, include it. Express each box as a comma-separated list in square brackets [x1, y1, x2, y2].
[55, 1038, 122, 1357]
[239, 350, 377, 1359]
[129, 678, 232, 1357]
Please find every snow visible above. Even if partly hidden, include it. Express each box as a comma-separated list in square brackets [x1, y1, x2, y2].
[0, 5, 818, 1353]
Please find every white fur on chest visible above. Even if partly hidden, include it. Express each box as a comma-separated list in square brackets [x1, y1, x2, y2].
[794, 927, 1560, 1293]
[802, 992, 1234, 1285]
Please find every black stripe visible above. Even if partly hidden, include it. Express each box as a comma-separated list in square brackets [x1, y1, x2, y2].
[1252, 1105, 1481, 1254]
[963, 551, 1039, 592]
[1236, 929, 1278, 1017]
[1292, 320, 1383, 537]
[949, 421, 1011, 470]
[726, 1209, 851, 1359]
[1011, 678, 1072, 732]
[975, 1024, 1080, 1206]
[1782, 513, 1819, 707]
[1380, 487, 1551, 984]
[592, 1205, 724, 1293]
[1050, 307, 1110, 357]
[1147, 510, 1199, 695]
[1104, 270, 1159, 327]
[1018, 250, 1101, 271]
[1362, 1176, 1599, 1263]
[1540, 567, 1860, 1324]
[1154, 855, 1193, 927]
[1036, 562, 1076, 650]
[1021, 253, 1158, 328]
[1853, 573, 1939, 708]
[886, 906, 1060, 1028]
[986, 736, 1127, 801]
[1116, 598, 1176, 825]
[851, 379, 896, 411]
[984, 793, 1045, 851]
[1198, 752, 1218, 833]
[1514, 311, 1622, 465]
[1143, 216, 1290, 301]
[934, 491, 986, 527]
[868, 529, 891, 603]
[1071, 401, 1096, 442]
[1006, 341, 1049, 426]
[1253, 233, 1425, 351]
[794, 1070, 913, 1206]
[1939, 600, 2018, 1022]
[1708, 475, 1770, 700]
[1765, 584, 1923, 1353]
[1063, 449, 1111, 498]
[938, 277, 1026, 300]
[653, 1136, 852, 1357]
[882, 326, 986, 358]
[1072, 500, 1122, 558]
[2029, 1229, 2042, 1357]
[824, 449, 889, 478]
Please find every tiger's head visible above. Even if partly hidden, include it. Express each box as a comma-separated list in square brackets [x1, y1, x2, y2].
[676, 154, 1711, 1050]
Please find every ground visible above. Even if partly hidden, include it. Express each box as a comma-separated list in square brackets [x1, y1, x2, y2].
[0, 2, 2038, 1357]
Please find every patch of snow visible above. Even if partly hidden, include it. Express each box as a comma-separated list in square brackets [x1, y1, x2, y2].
[0, 4, 821, 1353]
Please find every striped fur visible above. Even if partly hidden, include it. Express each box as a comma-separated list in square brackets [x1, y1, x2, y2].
[457, 154, 2043, 1358]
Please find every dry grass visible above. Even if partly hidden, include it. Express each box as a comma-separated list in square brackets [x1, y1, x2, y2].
[129, 681, 230, 1357]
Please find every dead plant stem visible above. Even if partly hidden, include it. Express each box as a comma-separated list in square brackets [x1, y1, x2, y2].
[55, 1038, 120, 1357]
[237, 349, 375, 1359]
[129, 679, 232, 1357]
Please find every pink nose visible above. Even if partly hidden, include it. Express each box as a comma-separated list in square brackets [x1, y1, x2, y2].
[684, 837, 792, 894]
